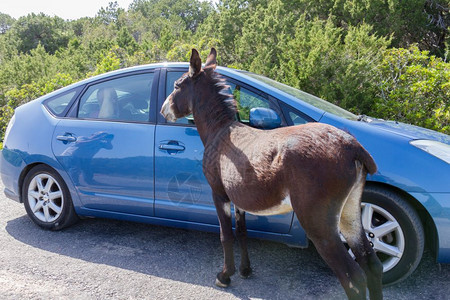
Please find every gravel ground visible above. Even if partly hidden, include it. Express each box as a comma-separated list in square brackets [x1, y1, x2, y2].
[1, 180, 450, 300]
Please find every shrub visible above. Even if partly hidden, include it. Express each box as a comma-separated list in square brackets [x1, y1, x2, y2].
[373, 46, 450, 134]
[278, 19, 390, 114]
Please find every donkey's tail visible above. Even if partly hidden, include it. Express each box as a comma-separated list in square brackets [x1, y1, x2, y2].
[355, 145, 377, 175]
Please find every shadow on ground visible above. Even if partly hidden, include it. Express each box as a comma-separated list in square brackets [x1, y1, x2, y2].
[6, 215, 450, 300]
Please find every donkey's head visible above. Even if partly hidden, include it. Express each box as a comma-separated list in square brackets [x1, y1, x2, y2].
[160, 48, 217, 122]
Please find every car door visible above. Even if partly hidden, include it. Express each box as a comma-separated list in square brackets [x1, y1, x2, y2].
[154, 68, 293, 233]
[154, 69, 216, 224]
[52, 71, 157, 216]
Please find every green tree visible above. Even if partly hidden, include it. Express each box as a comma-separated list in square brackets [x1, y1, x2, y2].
[5, 73, 74, 108]
[235, 0, 295, 77]
[4, 13, 71, 54]
[0, 73, 74, 140]
[0, 12, 15, 34]
[0, 104, 14, 144]
[117, 26, 138, 54]
[130, 0, 212, 32]
[89, 46, 122, 76]
[96, 1, 125, 26]
[55, 38, 95, 80]
[278, 18, 390, 114]
[0, 44, 59, 102]
[196, 0, 260, 66]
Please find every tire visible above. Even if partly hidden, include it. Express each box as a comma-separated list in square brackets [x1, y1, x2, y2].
[22, 165, 78, 230]
[361, 186, 425, 285]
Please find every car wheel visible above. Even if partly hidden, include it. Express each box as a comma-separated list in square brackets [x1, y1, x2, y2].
[354, 186, 425, 285]
[23, 165, 78, 230]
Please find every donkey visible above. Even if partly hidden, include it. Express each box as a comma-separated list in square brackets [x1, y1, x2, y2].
[161, 48, 383, 300]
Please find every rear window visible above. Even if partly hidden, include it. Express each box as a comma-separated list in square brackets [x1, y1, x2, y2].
[44, 89, 79, 117]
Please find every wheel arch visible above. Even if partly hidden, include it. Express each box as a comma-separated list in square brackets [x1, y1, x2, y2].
[19, 163, 74, 204]
[365, 181, 438, 260]
[20, 163, 79, 230]
[18, 163, 45, 203]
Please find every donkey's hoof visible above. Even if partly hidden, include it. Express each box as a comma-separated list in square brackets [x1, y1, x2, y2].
[215, 274, 231, 288]
[215, 277, 230, 288]
[239, 267, 252, 279]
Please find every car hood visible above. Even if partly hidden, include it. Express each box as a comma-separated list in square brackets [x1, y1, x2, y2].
[367, 119, 450, 144]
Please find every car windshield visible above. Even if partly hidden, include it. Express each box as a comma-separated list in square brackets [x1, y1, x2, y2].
[242, 71, 358, 120]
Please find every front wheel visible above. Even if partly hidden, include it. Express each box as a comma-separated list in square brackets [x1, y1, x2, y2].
[360, 186, 425, 285]
[23, 165, 78, 230]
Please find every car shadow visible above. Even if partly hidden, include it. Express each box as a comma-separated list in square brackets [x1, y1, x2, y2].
[6, 215, 450, 300]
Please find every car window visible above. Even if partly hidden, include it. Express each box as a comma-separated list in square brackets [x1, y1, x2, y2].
[233, 86, 270, 124]
[44, 89, 78, 117]
[78, 73, 154, 122]
[286, 107, 310, 125]
[289, 111, 308, 125]
[165, 71, 282, 127]
[165, 71, 194, 125]
[280, 103, 313, 125]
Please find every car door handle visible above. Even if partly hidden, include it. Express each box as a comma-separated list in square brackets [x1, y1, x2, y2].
[57, 133, 77, 143]
[159, 141, 185, 152]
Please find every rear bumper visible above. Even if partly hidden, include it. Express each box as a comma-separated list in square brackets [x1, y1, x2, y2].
[1, 147, 25, 203]
[4, 187, 20, 202]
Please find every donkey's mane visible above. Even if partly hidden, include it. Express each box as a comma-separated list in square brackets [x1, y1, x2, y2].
[203, 67, 237, 124]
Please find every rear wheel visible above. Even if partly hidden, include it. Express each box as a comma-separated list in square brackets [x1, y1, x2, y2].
[23, 165, 78, 230]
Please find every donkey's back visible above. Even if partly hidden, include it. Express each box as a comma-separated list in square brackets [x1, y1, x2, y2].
[280, 122, 377, 177]
[214, 122, 376, 216]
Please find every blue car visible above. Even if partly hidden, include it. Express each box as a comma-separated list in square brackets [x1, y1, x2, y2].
[1, 63, 449, 285]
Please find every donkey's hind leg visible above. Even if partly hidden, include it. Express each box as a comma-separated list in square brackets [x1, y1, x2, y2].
[309, 231, 368, 300]
[293, 192, 368, 299]
[235, 207, 252, 278]
[213, 193, 236, 287]
[340, 166, 383, 300]
[342, 228, 383, 300]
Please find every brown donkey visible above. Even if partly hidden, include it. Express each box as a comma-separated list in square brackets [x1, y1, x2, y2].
[161, 48, 383, 300]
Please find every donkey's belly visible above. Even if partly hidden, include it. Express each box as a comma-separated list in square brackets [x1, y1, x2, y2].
[219, 148, 293, 216]
[238, 194, 293, 216]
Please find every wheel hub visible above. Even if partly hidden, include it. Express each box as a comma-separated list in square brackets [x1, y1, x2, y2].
[42, 194, 49, 202]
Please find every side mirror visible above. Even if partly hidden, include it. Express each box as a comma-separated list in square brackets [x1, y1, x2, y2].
[249, 107, 281, 129]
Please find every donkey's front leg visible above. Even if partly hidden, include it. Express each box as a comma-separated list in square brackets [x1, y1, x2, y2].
[213, 193, 235, 287]
[235, 207, 252, 278]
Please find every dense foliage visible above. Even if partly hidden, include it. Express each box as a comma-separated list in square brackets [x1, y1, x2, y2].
[0, 0, 449, 139]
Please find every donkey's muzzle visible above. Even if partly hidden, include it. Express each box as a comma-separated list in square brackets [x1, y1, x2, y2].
[160, 97, 177, 122]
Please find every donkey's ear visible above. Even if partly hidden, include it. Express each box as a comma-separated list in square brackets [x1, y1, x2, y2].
[189, 49, 202, 77]
[204, 48, 217, 69]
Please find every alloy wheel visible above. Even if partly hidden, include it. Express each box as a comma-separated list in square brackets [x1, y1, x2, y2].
[342, 202, 406, 273]
[27, 173, 64, 223]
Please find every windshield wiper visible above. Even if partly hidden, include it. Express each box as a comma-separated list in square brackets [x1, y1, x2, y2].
[357, 115, 373, 123]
